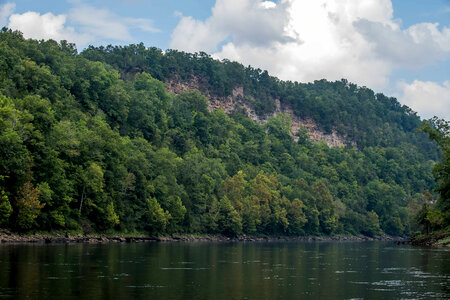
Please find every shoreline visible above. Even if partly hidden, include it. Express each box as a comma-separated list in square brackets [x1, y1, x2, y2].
[409, 231, 450, 247]
[0, 230, 407, 244]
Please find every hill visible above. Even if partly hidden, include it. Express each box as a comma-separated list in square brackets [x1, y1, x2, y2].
[0, 29, 438, 236]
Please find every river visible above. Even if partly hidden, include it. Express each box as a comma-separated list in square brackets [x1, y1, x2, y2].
[0, 241, 448, 299]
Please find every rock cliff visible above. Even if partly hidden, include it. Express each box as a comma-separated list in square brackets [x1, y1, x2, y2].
[166, 77, 350, 147]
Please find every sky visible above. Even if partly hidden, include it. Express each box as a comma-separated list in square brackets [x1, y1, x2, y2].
[1, 0, 449, 120]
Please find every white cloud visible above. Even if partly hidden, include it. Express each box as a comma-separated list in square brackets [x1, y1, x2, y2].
[396, 80, 450, 120]
[356, 20, 450, 67]
[8, 11, 93, 45]
[170, 0, 450, 90]
[0, 3, 15, 27]
[68, 5, 132, 40]
[170, 0, 293, 53]
[125, 18, 159, 33]
[261, 1, 276, 9]
[68, 5, 158, 40]
[173, 11, 183, 18]
[6, 4, 158, 48]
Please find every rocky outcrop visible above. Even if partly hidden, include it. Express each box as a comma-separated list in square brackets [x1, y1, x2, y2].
[166, 77, 351, 147]
[261, 98, 348, 146]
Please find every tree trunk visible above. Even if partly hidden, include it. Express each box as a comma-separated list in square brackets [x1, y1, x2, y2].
[79, 184, 86, 214]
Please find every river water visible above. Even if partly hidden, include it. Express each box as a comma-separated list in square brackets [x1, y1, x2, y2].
[0, 241, 448, 299]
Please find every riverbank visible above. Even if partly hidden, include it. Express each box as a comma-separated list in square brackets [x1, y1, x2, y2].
[409, 231, 450, 247]
[0, 229, 405, 244]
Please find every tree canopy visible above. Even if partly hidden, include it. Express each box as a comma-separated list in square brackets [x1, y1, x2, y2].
[0, 29, 440, 236]
[416, 118, 449, 232]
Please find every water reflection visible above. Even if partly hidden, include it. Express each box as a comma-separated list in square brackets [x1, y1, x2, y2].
[0, 241, 448, 299]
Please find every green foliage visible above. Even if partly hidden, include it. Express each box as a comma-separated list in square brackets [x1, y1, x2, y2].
[50, 209, 65, 227]
[0, 29, 439, 237]
[0, 190, 12, 225]
[312, 181, 337, 234]
[216, 196, 242, 236]
[285, 198, 307, 235]
[419, 118, 450, 229]
[145, 197, 171, 233]
[106, 202, 120, 227]
[15, 182, 45, 230]
[364, 211, 382, 237]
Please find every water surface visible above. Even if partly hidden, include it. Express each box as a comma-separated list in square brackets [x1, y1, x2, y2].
[0, 241, 448, 299]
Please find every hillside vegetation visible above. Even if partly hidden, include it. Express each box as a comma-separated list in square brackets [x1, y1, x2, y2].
[0, 29, 439, 236]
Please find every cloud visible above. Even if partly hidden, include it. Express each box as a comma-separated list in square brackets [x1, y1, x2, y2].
[0, 2, 15, 27]
[8, 11, 93, 46]
[125, 18, 159, 33]
[356, 20, 450, 67]
[6, 4, 158, 48]
[68, 5, 158, 41]
[396, 80, 450, 120]
[68, 6, 132, 41]
[170, 0, 293, 53]
[170, 0, 450, 90]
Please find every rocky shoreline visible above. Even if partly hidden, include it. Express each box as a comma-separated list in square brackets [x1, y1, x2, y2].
[0, 229, 406, 244]
[409, 231, 450, 247]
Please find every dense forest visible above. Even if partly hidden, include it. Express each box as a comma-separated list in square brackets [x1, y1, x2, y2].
[416, 118, 449, 235]
[0, 29, 443, 237]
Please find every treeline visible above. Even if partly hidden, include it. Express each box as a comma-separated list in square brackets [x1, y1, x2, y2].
[415, 118, 449, 234]
[0, 29, 437, 236]
[82, 43, 436, 154]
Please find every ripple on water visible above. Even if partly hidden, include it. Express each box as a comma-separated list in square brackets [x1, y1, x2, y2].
[349, 281, 369, 285]
[96, 273, 130, 279]
[413, 273, 450, 279]
[371, 280, 404, 287]
[160, 267, 209, 270]
[380, 267, 408, 274]
[126, 284, 165, 288]
[371, 288, 395, 292]
[335, 270, 357, 273]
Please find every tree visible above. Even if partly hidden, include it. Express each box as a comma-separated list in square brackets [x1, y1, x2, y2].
[216, 196, 242, 236]
[0, 29, 440, 237]
[420, 117, 450, 227]
[78, 162, 104, 215]
[165, 195, 186, 232]
[222, 171, 247, 212]
[144, 197, 171, 234]
[106, 202, 120, 227]
[364, 211, 382, 237]
[15, 182, 45, 230]
[0, 190, 12, 225]
[312, 181, 337, 234]
[285, 198, 307, 235]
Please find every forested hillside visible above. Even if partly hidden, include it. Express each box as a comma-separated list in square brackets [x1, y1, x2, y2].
[82, 43, 437, 152]
[0, 29, 438, 236]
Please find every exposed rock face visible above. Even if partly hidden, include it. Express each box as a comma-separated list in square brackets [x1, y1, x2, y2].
[166, 77, 350, 147]
[165, 75, 207, 95]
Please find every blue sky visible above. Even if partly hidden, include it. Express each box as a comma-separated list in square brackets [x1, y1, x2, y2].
[1, 0, 449, 120]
